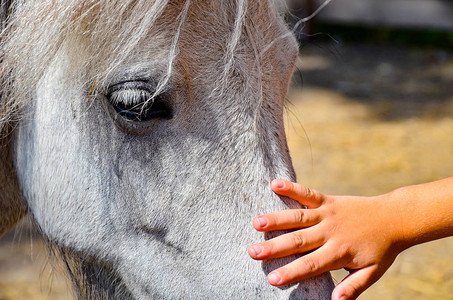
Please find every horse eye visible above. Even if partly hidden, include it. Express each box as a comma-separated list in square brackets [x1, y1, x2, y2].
[106, 81, 172, 121]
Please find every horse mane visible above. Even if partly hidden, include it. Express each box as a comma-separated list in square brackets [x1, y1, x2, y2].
[0, 1, 12, 30]
[0, 0, 289, 138]
[0, 0, 175, 136]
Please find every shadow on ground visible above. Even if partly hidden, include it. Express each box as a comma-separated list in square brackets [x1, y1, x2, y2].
[294, 42, 453, 120]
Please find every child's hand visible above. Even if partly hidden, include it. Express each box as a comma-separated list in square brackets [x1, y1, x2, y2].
[248, 179, 407, 300]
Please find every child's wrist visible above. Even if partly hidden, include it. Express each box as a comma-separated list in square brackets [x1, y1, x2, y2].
[379, 188, 414, 252]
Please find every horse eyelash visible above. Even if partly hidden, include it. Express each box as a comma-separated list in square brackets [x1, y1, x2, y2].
[108, 89, 153, 107]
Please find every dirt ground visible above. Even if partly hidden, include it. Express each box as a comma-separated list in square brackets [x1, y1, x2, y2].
[287, 42, 453, 300]
[1, 41, 453, 299]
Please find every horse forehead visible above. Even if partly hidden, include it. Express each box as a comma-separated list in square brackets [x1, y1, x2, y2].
[172, 2, 292, 58]
[173, 2, 297, 88]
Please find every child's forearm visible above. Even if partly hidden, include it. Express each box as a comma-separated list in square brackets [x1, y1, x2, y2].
[391, 177, 453, 250]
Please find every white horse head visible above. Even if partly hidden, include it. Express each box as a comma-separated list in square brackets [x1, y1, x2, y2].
[0, 0, 333, 298]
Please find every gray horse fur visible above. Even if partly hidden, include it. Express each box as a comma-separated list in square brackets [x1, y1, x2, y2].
[0, 0, 334, 299]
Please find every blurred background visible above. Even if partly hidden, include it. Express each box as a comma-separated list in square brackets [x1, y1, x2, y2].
[1, 0, 453, 299]
[286, 0, 453, 299]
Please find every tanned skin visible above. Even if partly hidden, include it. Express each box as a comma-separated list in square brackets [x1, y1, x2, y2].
[249, 178, 453, 300]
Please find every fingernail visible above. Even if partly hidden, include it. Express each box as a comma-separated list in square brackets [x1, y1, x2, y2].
[253, 217, 268, 228]
[248, 245, 263, 257]
[273, 179, 284, 189]
[334, 293, 347, 300]
[268, 272, 282, 285]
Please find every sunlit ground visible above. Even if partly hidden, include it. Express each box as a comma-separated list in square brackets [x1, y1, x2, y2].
[286, 43, 453, 299]
[0, 42, 453, 299]
[286, 88, 453, 300]
[0, 230, 71, 300]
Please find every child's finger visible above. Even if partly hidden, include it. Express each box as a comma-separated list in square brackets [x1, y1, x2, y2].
[252, 209, 320, 232]
[265, 244, 341, 286]
[248, 226, 324, 260]
[271, 180, 325, 208]
[332, 266, 381, 300]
